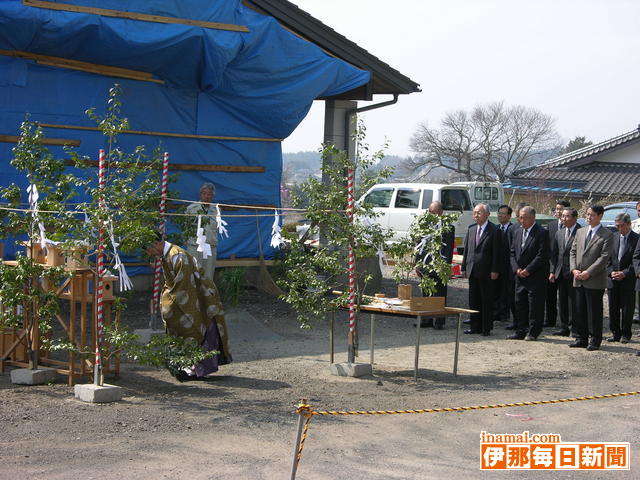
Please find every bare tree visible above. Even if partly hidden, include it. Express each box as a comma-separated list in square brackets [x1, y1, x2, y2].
[404, 102, 561, 182]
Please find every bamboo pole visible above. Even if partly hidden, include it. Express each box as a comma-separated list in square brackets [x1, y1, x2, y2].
[150, 152, 170, 329]
[94, 149, 106, 386]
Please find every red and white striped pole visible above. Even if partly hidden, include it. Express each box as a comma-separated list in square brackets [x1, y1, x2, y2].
[150, 152, 169, 328]
[94, 149, 106, 385]
[346, 167, 356, 364]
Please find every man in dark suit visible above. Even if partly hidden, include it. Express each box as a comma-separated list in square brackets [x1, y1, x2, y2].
[544, 200, 571, 328]
[606, 213, 638, 343]
[570, 205, 613, 351]
[504, 202, 527, 331]
[549, 207, 581, 337]
[415, 201, 455, 329]
[632, 228, 640, 357]
[509, 206, 549, 340]
[462, 203, 501, 336]
[494, 204, 516, 324]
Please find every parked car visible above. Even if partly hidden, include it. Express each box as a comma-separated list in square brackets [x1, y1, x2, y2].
[601, 202, 640, 231]
[450, 181, 505, 212]
[358, 183, 474, 250]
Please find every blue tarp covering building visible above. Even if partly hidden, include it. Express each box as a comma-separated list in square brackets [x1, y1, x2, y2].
[0, 0, 370, 262]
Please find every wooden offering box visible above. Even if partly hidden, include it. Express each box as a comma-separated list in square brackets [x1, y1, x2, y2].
[397, 284, 412, 300]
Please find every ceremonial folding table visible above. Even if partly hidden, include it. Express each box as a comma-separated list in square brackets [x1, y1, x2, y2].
[330, 300, 477, 381]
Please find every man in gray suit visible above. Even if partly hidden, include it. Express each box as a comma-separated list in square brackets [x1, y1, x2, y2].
[569, 205, 613, 351]
[549, 207, 581, 337]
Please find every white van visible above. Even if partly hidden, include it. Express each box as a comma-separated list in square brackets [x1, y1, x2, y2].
[359, 183, 474, 249]
[451, 181, 504, 211]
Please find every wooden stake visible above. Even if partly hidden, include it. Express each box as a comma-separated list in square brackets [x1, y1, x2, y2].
[23, 0, 250, 32]
[0, 49, 164, 84]
[63, 159, 265, 173]
[0, 134, 80, 147]
[39, 123, 282, 143]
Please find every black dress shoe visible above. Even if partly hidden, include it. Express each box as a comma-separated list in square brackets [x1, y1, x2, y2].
[586, 344, 600, 351]
[173, 370, 198, 382]
[552, 329, 570, 336]
[569, 341, 588, 348]
[505, 324, 516, 330]
[507, 333, 526, 340]
[636, 351, 640, 356]
[525, 335, 537, 341]
[464, 329, 481, 334]
[482, 331, 491, 336]
[621, 337, 630, 344]
[463, 319, 471, 325]
[606, 336, 620, 342]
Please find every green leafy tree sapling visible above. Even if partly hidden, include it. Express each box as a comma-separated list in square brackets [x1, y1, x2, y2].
[278, 123, 393, 328]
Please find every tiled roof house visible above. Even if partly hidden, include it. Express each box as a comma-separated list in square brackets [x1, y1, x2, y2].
[506, 126, 640, 199]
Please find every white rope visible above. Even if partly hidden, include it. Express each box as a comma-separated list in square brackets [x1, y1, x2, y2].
[270, 209, 283, 249]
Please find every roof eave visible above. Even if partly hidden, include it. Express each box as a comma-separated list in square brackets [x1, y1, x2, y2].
[244, 0, 421, 97]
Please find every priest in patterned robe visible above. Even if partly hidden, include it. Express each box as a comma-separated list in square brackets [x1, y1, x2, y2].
[146, 238, 231, 381]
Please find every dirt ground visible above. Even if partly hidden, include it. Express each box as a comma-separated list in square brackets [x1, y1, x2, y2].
[1, 273, 640, 479]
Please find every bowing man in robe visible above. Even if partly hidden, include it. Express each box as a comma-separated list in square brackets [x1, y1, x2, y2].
[147, 236, 231, 381]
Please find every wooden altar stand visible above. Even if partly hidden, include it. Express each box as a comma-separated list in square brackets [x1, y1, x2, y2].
[0, 262, 120, 386]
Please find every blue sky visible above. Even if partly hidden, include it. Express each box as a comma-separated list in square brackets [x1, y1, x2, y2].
[283, 0, 640, 157]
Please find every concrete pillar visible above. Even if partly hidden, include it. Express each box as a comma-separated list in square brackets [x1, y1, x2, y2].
[321, 100, 358, 247]
[322, 99, 357, 177]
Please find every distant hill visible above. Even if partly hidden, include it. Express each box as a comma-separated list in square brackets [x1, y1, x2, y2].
[282, 151, 409, 183]
[283, 147, 559, 185]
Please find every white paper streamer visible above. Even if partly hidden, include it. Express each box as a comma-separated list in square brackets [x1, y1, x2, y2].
[376, 246, 386, 274]
[26, 184, 39, 205]
[107, 221, 133, 291]
[37, 222, 48, 249]
[215, 204, 229, 238]
[196, 214, 212, 259]
[270, 209, 283, 248]
[26, 184, 48, 249]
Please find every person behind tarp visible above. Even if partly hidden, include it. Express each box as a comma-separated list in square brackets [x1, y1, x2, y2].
[415, 201, 455, 329]
[146, 235, 231, 382]
[186, 183, 218, 282]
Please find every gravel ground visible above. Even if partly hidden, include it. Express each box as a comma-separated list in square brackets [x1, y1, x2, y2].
[1, 273, 640, 479]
